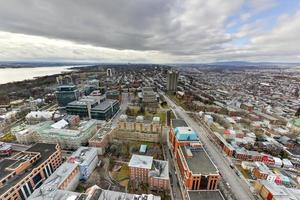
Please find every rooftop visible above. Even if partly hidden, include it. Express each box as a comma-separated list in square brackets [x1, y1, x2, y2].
[259, 180, 300, 200]
[149, 160, 169, 179]
[255, 162, 272, 174]
[51, 119, 69, 129]
[92, 99, 118, 111]
[172, 119, 188, 128]
[140, 144, 147, 153]
[26, 111, 53, 119]
[29, 162, 79, 200]
[128, 154, 153, 169]
[98, 189, 161, 200]
[68, 147, 97, 166]
[0, 142, 12, 151]
[188, 190, 224, 200]
[68, 98, 98, 107]
[174, 127, 198, 141]
[0, 159, 16, 180]
[180, 146, 218, 175]
[119, 115, 159, 124]
[57, 85, 77, 90]
[0, 143, 58, 196]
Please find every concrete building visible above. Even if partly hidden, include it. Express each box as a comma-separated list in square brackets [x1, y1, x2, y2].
[142, 87, 157, 103]
[253, 162, 272, 180]
[254, 180, 300, 200]
[106, 90, 122, 102]
[25, 111, 61, 125]
[96, 189, 161, 200]
[28, 162, 81, 200]
[129, 154, 170, 190]
[67, 147, 98, 180]
[28, 148, 159, 200]
[14, 119, 98, 149]
[169, 119, 220, 190]
[66, 97, 119, 120]
[167, 70, 179, 92]
[30, 185, 161, 200]
[55, 85, 79, 108]
[140, 87, 158, 110]
[28, 147, 98, 200]
[118, 115, 162, 133]
[88, 127, 112, 155]
[0, 142, 12, 156]
[115, 115, 162, 142]
[0, 143, 62, 200]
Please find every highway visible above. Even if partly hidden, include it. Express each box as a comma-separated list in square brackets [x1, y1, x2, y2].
[162, 93, 256, 200]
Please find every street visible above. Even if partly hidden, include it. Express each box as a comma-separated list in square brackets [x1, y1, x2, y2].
[162, 128, 183, 200]
[162, 93, 256, 200]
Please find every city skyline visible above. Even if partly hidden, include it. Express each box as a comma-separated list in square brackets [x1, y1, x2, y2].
[0, 0, 300, 63]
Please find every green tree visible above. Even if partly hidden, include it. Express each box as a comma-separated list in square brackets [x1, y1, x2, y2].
[139, 106, 145, 114]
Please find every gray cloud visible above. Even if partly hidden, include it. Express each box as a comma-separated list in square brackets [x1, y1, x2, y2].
[0, 0, 243, 55]
[0, 0, 299, 62]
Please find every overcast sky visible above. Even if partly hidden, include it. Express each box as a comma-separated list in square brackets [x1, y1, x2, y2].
[0, 0, 300, 63]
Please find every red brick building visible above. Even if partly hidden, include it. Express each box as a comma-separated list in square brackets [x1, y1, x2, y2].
[169, 119, 220, 191]
[129, 154, 169, 190]
[0, 143, 62, 200]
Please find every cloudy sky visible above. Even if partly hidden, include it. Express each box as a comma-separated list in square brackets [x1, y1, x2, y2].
[0, 0, 300, 63]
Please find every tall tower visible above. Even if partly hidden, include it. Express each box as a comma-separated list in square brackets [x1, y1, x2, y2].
[167, 70, 179, 92]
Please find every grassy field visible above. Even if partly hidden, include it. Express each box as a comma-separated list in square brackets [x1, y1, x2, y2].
[113, 164, 130, 182]
[157, 111, 166, 125]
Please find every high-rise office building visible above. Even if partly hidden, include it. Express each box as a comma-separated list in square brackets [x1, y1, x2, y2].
[167, 70, 179, 92]
[55, 85, 79, 108]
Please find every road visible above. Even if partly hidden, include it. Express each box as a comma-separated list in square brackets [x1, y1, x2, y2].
[162, 128, 183, 200]
[109, 92, 129, 129]
[162, 93, 256, 200]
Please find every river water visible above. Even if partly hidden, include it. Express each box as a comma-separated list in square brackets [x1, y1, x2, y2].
[0, 66, 73, 84]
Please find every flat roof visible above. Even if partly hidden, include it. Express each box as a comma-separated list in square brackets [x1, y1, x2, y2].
[92, 100, 118, 111]
[68, 147, 97, 166]
[140, 144, 147, 153]
[67, 98, 98, 107]
[29, 162, 78, 199]
[172, 119, 188, 128]
[175, 127, 198, 141]
[27, 143, 58, 158]
[181, 146, 218, 175]
[0, 143, 58, 196]
[0, 142, 11, 151]
[188, 190, 224, 200]
[98, 189, 161, 200]
[0, 159, 16, 180]
[149, 160, 169, 179]
[29, 189, 80, 200]
[128, 154, 153, 169]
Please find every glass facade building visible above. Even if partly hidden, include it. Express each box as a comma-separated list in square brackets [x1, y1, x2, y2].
[55, 85, 79, 107]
